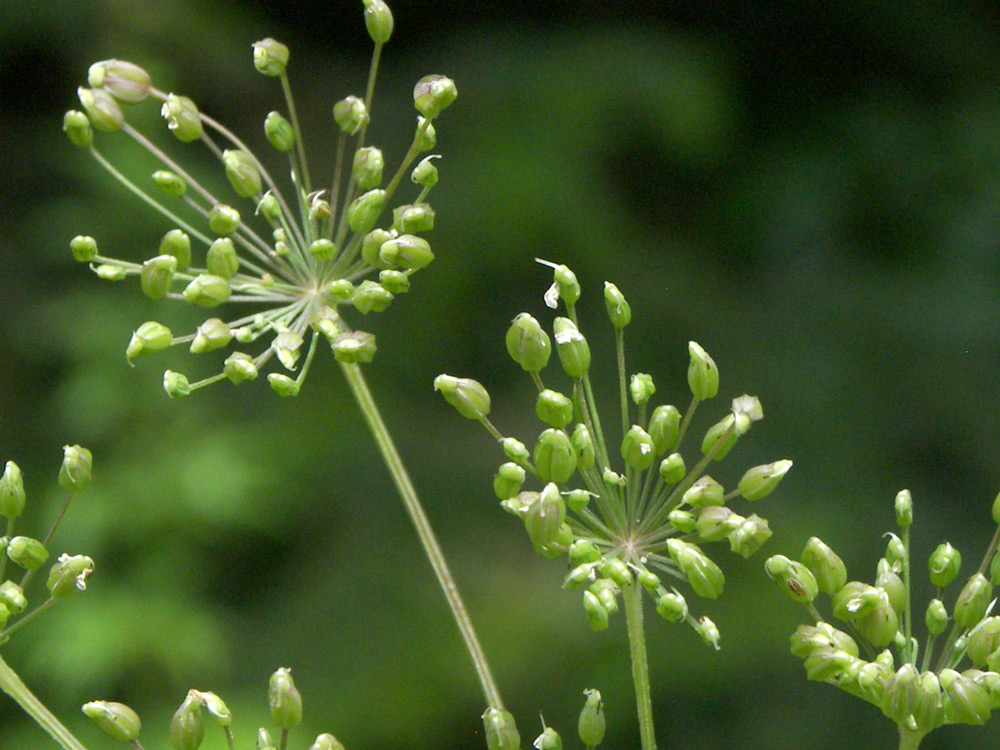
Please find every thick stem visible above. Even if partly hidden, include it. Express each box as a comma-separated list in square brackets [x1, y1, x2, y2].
[623, 581, 657, 750]
[0, 653, 90, 750]
[897, 724, 926, 750]
[338, 361, 504, 710]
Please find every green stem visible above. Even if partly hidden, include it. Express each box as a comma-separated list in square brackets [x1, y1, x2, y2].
[338, 361, 504, 710]
[0, 653, 90, 750]
[897, 724, 926, 750]
[622, 581, 657, 750]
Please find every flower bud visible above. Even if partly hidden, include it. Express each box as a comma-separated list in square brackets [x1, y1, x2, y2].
[333, 96, 369, 135]
[160, 370, 190, 398]
[161, 94, 203, 142]
[668, 508, 696, 533]
[159, 228, 191, 271]
[415, 116, 436, 152]
[790, 622, 859, 659]
[656, 590, 687, 621]
[628, 374, 654, 407]
[764, 554, 818, 603]
[70, 235, 98, 263]
[534, 429, 576, 484]
[967, 616, 1000, 667]
[0, 461, 26, 519]
[379, 234, 433, 270]
[257, 729, 277, 750]
[82, 700, 142, 742]
[393, 203, 435, 235]
[524, 482, 566, 549]
[830, 581, 882, 623]
[659, 453, 686, 484]
[884, 533, 906, 570]
[535, 389, 573, 429]
[681, 475, 724, 509]
[203, 238, 238, 279]
[800, 537, 847, 597]
[570, 423, 595, 470]
[925, 598, 948, 636]
[308, 735, 345, 750]
[943, 673, 992, 726]
[647, 405, 680, 455]
[0, 581, 26, 614]
[266, 372, 298, 397]
[802, 645, 856, 682]
[546, 262, 581, 308]
[59, 444, 93, 492]
[223, 149, 262, 198]
[77, 87, 124, 132]
[268, 667, 302, 730]
[493, 462, 525, 500]
[577, 690, 605, 747]
[603, 282, 630, 329]
[411, 155, 439, 188]
[331, 331, 377, 363]
[855, 590, 899, 648]
[63, 110, 93, 148]
[621, 425, 656, 470]
[876, 558, 907, 615]
[500, 437, 530, 465]
[351, 280, 393, 316]
[252, 38, 289, 76]
[880, 664, 921, 724]
[483, 708, 520, 750]
[208, 204, 241, 235]
[895, 489, 913, 527]
[346, 189, 386, 234]
[636, 569, 660, 592]
[373, 271, 406, 296]
[954, 573, 992, 629]
[582, 589, 610, 630]
[264, 111, 294, 152]
[153, 170, 187, 197]
[47, 553, 95, 598]
[223, 352, 259, 384]
[170, 694, 204, 750]
[184, 318, 229, 355]
[929, 542, 962, 587]
[727, 513, 772, 558]
[273, 330, 303, 370]
[669, 539, 725, 599]
[88, 59, 150, 103]
[434, 374, 490, 420]
[534, 726, 562, 750]
[506, 313, 551, 373]
[552, 317, 590, 378]
[738, 460, 792, 501]
[687, 341, 719, 400]
[7, 536, 48, 570]
[599, 557, 632, 588]
[140, 254, 176, 299]
[700, 414, 740, 461]
[353, 147, 385, 190]
[413, 74, 457, 119]
[695, 507, 741, 542]
[362, 0, 394, 43]
[183, 275, 231, 308]
[699, 615, 721, 649]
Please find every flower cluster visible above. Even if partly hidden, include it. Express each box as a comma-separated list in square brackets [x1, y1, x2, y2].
[767, 490, 1000, 746]
[482, 688, 605, 750]
[63, 0, 456, 397]
[436, 261, 791, 647]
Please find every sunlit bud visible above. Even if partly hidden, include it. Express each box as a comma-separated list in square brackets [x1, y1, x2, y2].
[893, 489, 913, 527]
[565, 489, 595, 513]
[668, 508, 696, 533]
[63, 110, 93, 148]
[161, 94, 203, 142]
[582, 590, 609, 631]
[413, 74, 457, 119]
[536, 389, 573, 429]
[263, 110, 294, 152]
[351, 281, 394, 314]
[698, 616, 721, 649]
[765, 555, 818, 603]
[416, 116, 436, 151]
[346, 189, 386, 234]
[0, 581, 26, 614]
[82, 700, 142, 742]
[967, 617, 1000, 667]
[257, 729, 277, 750]
[183, 275, 231, 308]
[885, 533, 906, 570]
[569, 539, 601, 566]
[222, 149, 262, 198]
[170, 694, 204, 750]
[140, 254, 176, 299]
[434, 374, 490, 420]
[954, 574, 992, 629]
[923, 598, 948, 636]
[208, 204, 241, 234]
[95, 263, 127, 280]
[669, 539, 725, 599]
[493, 462, 525, 500]
[659, 453, 686, 485]
[155, 229, 191, 271]
[603, 282, 630, 330]
[69, 235, 98, 263]
[549, 263, 581, 307]
[695, 506, 741, 543]
[483, 708, 520, 750]
[379, 234, 433, 270]
[551, 317, 590, 378]
[737, 460, 792, 502]
[790, 622, 859, 659]
[88, 59, 150, 103]
[570, 424, 595, 470]
[77, 87, 123, 132]
[682, 475, 724, 509]
[799, 537, 847, 597]
[308, 735, 345, 750]
[656, 590, 687, 621]
[333, 96, 369, 135]
[929, 542, 962, 587]
[47, 553, 95, 598]
[151, 170, 186, 197]
[534, 428, 577, 484]
[855, 590, 899, 648]
[163, 370, 190, 398]
[379, 270, 409, 294]
[700, 414, 739, 461]
[876, 559, 906, 615]
[620, 425, 655, 471]
[0, 462, 26, 520]
[268, 667, 302, 730]
[411, 155, 439, 188]
[524, 483, 566, 549]
[945, 674, 991, 725]
[501, 437, 530, 465]
[353, 146, 385, 190]
[223, 352, 258, 384]
[506, 313, 551, 372]
[7, 536, 48, 570]
[202, 238, 237, 280]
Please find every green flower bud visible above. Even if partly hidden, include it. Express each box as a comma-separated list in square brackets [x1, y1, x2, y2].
[94, 263, 127, 280]
[929, 542, 962, 587]
[737, 460, 792, 501]
[7, 536, 49, 570]
[790, 622, 859, 659]
[189, 318, 232, 355]
[534, 428, 577, 484]
[256, 192, 282, 222]
[413, 74, 457, 119]
[800, 537, 847, 597]
[272, 330, 303, 370]
[333, 96, 369, 135]
[88, 59, 150, 103]
[524, 482, 566, 549]
[659, 453, 686, 484]
[208, 203, 241, 235]
[967, 617, 1000, 667]
[264, 111, 294, 152]
[506, 313, 551, 373]
[82, 700, 142, 742]
[0, 461, 26, 519]
[392, 203, 435, 234]
[411, 155, 439, 188]
[830, 581, 882, 623]
[687, 341, 719, 400]
[700, 414, 739, 461]
[378, 270, 409, 295]
[47, 553, 95, 598]
[163, 370, 190, 398]
[223, 352, 258, 384]
[203, 238, 238, 279]
[153, 170, 187, 197]
[855, 590, 899, 648]
[267, 373, 300, 397]
[58, 444, 93, 492]
[571, 424, 595, 470]
[565, 488, 594, 513]
[534, 726, 562, 750]
[647, 405, 680, 455]
[77, 87, 124, 132]
[548, 262, 581, 308]
[482, 708, 520, 750]
[257, 729, 277, 750]
[140, 254, 176, 299]
[416, 116, 436, 152]
[880, 664, 921, 724]
[268, 667, 302, 730]
[577, 690, 605, 747]
[0, 581, 26, 614]
[603, 282, 630, 330]
[501, 437, 530, 465]
[353, 147, 385, 190]
[621, 425, 656, 471]
[802, 645, 857, 682]
[434, 374, 490, 420]
[925, 598, 948, 636]
[569, 539, 601, 566]
[360, 229, 392, 268]
[222, 149, 262, 198]
[699, 615, 721, 649]
[681, 475, 724, 509]
[63, 110, 93, 148]
[346, 189, 386, 234]
[695, 506, 740, 543]
[945, 674, 992, 726]
[668, 508, 696, 533]
[252, 38, 289, 76]
[308, 735, 345, 750]
[582, 590, 609, 631]
[669, 539, 725, 599]
[885, 533, 906, 569]
[876, 558, 906, 615]
[629, 373, 655, 406]
[70, 235, 98, 263]
[954, 573, 992, 629]
[158, 228, 191, 271]
[161, 94, 203, 142]
[494, 462, 525, 500]
[362, 0, 394, 43]
[600, 557, 632, 588]
[656, 589, 688, 622]
[170, 694, 204, 750]
[727, 513, 772, 558]
[765, 554, 818, 603]
[536, 389, 573, 429]
[185, 691, 230, 727]
[552, 317, 590, 378]
[331, 331, 377, 363]
[183, 274, 231, 307]
[379, 234, 433, 270]
[305, 239, 337, 264]
[895, 489, 913, 527]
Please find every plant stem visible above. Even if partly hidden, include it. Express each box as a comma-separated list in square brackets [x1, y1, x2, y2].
[623, 580, 657, 750]
[897, 725, 926, 750]
[338, 361, 504, 710]
[0, 653, 90, 750]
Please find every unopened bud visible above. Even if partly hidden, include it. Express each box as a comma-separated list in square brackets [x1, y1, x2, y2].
[738, 460, 792, 501]
[140, 254, 176, 299]
[223, 352, 258, 384]
[533, 428, 576, 484]
[346, 189, 386, 234]
[536, 389, 573, 429]
[413, 75, 457, 119]
[59, 444, 93, 492]
[800, 537, 847, 597]
[82, 701, 142, 742]
[252, 38, 289, 76]
[482, 708, 520, 750]
[170, 694, 204, 750]
[621, 425, 656, 470]
[153, 170, 187, 197]
[353, 147, 384, 190]
[161, 94, 203, 142]
[954, 573, 992, 629]
[63, 110, 93, 148]
[333, 96, 369, 135]
[77, 87, 124, 132]
[47, 553, 95, 598]
[208, 203, 241, 235]
[378, 234, 433, 270]
[577, 690, 605, 747]
[687, 341, 719, 400]
[411, 155, 439, 188]
[571, 423, 595, 470]
[268, 667, 302, 730]
[506, 313, 551, 372]
[223, 149, 262, 197]
[6, 536, 49, 570]
[183, 275, 231, 308]
[553, 317, 590, 378]
[88, 59, 150, 103]
[434, 374, 490, 420]
[603, 282, 630, 329]
[163, 370, 190, 398]
[764, 554, 818, 603]
[0, 461, 26, 519]
[929, 542, 962, 588]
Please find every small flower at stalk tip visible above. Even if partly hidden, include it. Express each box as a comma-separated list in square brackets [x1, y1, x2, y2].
[161, 93, 203, 142]
[346, 189, 387, 234]
[0, 461, 26, 520]
[183, 274, 231, 308]
[190, 318, 232, 354]
[535, 389, 573, 429]
[413, 75, 457, 119]
[542, 261, 581, 308]
[0, 581, 27, 615]
[698, 616, 721, 649]
[830, 580, 882, 622]
[800, 537, 847, 597]
[353, 146, 385, 190]
[203, 238, 238, 279]
[223, 149, 262, 198]
[928, 541, 962, 587]
[884, 533, 906, 570]
[416, 116, 436, 151]
[77, 87, 124, 132]
[257, 729, 277, 750]
[70, 235, 98, 262]
[954, 573, 992, 629]
[506, 313, 551, 373]
[659, 452, 686, 484]
[534, 725, 563, 750]
[727, 513, 772, 558]
[164, 370, 190, 398]
[790, 622, 859, 659]
[629, 372, 655, 405]
[502, 437, 531, 464]
[88, 59, 151, 103]
[681, 475, 724, 509]
[263, 110, 294, 152]
[153, 170, 187, 196]
[925, 598, 948, 636]
[731, 394, 764, 426]
[126, 321, 172, 364]
[656, 589, 688, 622]
[252, 38, 289, 76]
[524, 483, 566, 549]
[333, 96, 369, 135]
[362, 0, 394, 43]
[602, 282, 630, 330]
[669, 539, 725, 599]
[647, 404, 680, 455]
[945, 673, 992, 725]
[411, 155, 439, 188]
[765, 554, 818, 603]
[159, 228, 192, 270]
[7, 536, 49, 570]
[552, 317, 590, 378]
[360, 228, 392, 268]
[47, 553, 95, 598]
[602, 468, 625, 487]
[59, 444, 93, 491]
[392, 203, 434, 234]
[223, 352, 258, 384]
[82, 700, 142, 742]
[494, 462, 526, 500]
[668, 508, 697, 533]
[577, 690, 605, 747]
[268, 373, 300, 397]
[332, 330, 376, 361]
[876, 558, 906, 615]
[379, 234, 434, 270]
[308, 734, 346, 750]
[534, 428, 576, 484]
[170, 693, 204, 750]
[687, 341, 719, 400]
[483, 708, 520, 750]
[273, 329, 303, 370]
[189, 690, 231, 727]
[207, 203, 241, 234]
[621, 425, 656, 471]
[268, 667, 303, 730]
[583, 590, 610, 630]
[63, 110, 93, 148]
[967, 616, 1000, 667]
[569, 539, 601, 565]
[855, 590, 899, 648]
[140, 254, 176, 299]
[737, 460, 792, 501]
[257, 192, 281, 222]
[700, 414, 739, 461]
[434, 374, 491, 420]
[379, 269, 410, 294]
[565, 488, 595, 513]
[571, 423, 595, 470]
[802, 644, 857, 682]
[895, 489, 913, 527]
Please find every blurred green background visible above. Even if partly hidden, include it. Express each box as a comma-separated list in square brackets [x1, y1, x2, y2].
[4, 0, 1000, 747]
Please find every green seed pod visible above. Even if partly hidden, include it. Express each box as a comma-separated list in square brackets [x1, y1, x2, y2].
[0, 461, 26, 519]
[925, 598, 948, 636]
[659, 453, 686, 484]
[582, 590, 609, 631]
[570, 424, 595, 470]
[524, 483, 566, 549]
[954, 573, 992, 629]
[894, 489, 913, 527]
[378, 234, 433, 271]
[352, 279, 394, 314]
[7, 536, 49, 570]
[738, 460, 792, 501]
[170, 694, 204, 750]
[695, 506, 742, 543]
[669, 539, 725, 599]
[223, 149, 262, 198]
[70, 235, 98, 263]
[333, 96, 369, 135]
[268, 667, 302, 730]
[77, 86, 124, 132]
[268, 373, 300, 397]
[629, 373, 655, 406]
[183, 275, 231, 308]
[535, 726, 562, 750]
[163, 370, 190, 398]
[929, 542, 962, 588]
[47, 553, 95, 598]
[204, 238, 239, 279]
[621, 425, 656, 471]
[668, 508, 696, 533]
[534, 428, 577, 484]
[482, 708, 519, 750]
[536, 389, 573, 429]
[59, 444, 93, 492]
[602, 282, 631, 330]
[82, 700, 142, 742]
[700, 413, 740, 461]
[681, 475, 724, 509]
[687, 341, 719, 401]
[63, 110, 93, 148]
[353, 147, 385, 190]
[764, 554, 818, 604]
[493, 462, 525, 500]
[727, 513, 772, 558]
[800, 537, 847, 597]
[944, 674, 991, 726]
[411, 155, 439, 188]
[0, 581, 26, 614]
[552, 317, 590, 379]
[308, 735, 345, 750]
[189, 318, 232, 355]
[158, 229, 191, 271]
[416, 116, 437, 152]
[161, 94, 203, 142]
[876, 558, 907, 616]
[647, 405, 680, 455]
[577, 689, 605, 747]
[656, 590, 687, 622]
[362, 0, 394, 44]
[88, 59, 150, 103]
[967, 616, 1000, 667]
[140, 254, 177, 299]
[434, 374, 491, 420]
[413, 75, 457, 119]
[153, 170, 187, 197]
[264, 111, 294, 152]
[223, 352, 259, 384]
[346, 189, 387, 234]
[208, 204, 241, 235]
[506, 313, 551, 373]
[252, 38, 289, 76]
